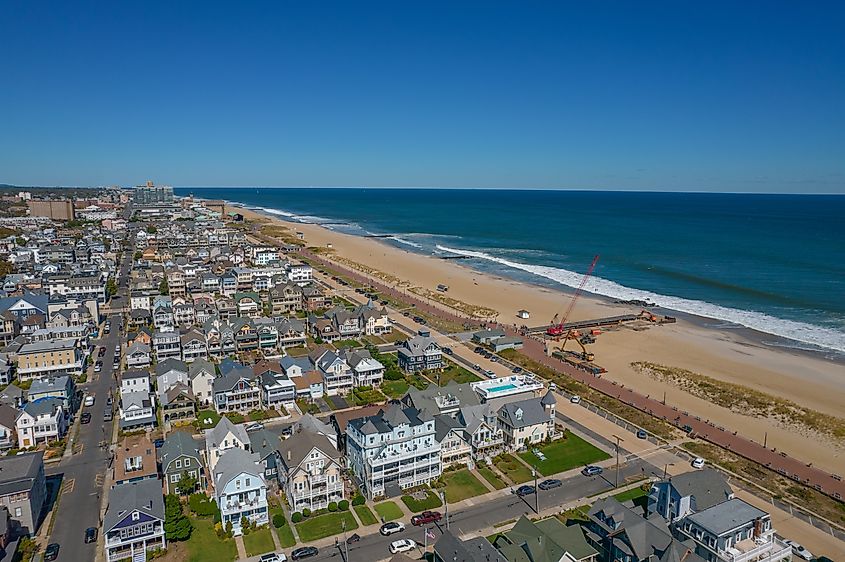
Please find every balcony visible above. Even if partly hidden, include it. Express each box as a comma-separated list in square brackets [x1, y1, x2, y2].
[719, 537, 792, 562]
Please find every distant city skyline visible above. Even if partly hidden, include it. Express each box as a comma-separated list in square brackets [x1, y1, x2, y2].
[1, 2, 843, 193]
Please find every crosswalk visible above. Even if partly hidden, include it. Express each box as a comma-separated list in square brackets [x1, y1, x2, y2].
[62, 478, 75, 495]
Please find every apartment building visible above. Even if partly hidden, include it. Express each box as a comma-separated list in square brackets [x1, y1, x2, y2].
[277, 431, 344, 512]
[16, 339, 84, 380]
[0, 452, 47, 536]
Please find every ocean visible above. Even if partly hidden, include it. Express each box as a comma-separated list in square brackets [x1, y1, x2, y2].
[176, 188, 845, 355]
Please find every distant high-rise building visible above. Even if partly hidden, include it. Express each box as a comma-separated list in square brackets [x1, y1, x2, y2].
[133, 180, 174, 205]
[27, 199, 75, 221]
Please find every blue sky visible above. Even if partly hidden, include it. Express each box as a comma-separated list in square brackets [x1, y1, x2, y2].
[1, 2, 843, 192]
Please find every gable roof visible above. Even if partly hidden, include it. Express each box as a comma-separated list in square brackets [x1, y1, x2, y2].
[159, 431, 203, 469]
[104, 479, 165, 531]
[213, 447, 263, 490]
[189, 358, 216, 380]
[665, 468, 733, 512]
[277, 429, 340, 470]
[156, 358, 188, 376]
[205, 416, 248, 449]
[498, 396, 550, 429]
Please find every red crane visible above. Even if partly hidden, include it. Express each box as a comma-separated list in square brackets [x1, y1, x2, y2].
[547, 255, 600, 337]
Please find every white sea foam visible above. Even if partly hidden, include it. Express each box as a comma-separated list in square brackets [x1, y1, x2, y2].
[436, 245, 845, 353]
[387, 236, 423, 249]
[259, 206, 297, 218]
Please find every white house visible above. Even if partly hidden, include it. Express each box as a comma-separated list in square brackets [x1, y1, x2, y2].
[204, 416, 250, 473]
[119, 391, 156, 430]
[189, 359, 216, 406]
[125, 342, 152, 368]
[212, 448, 268, 536]
[15, 397, 67, 448]
[121, 369, 151, 396]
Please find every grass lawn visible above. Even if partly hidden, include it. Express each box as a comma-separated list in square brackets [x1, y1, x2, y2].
[432, 363, 481, 385]
[248, 409, 281, 421]
[296, 399, 321, 415]
[352, 388, 387, 406]
[517, 431, 610, 476]
[381, 378, 409, 399]
[493, 454, 534, 484]
[185, 516, 238, 562]
[401, 490, 443, 513]
[374, 501, 404, 522]
[195, 409, 221, 430]
[354, 505, 378, 526]
[381, 330, 407, 343]
[223, 412, 245, 424]
[614, 485, 650, 510]
[438, 469, 489, 503]
[333, 339, 361, 349]
[476, 466, 507, 490]
[269, 507, 296, 548]
[243, 526, 275, 557]
[295, 511, 358, 542]
[286, 346, 310, 357]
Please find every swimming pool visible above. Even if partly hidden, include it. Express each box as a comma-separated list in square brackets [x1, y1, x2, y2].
[487, 383, 517, 393]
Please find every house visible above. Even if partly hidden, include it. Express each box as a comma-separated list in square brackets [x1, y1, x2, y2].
[435, 415, 473, 468]
[155, 358, 189, 397]
[310, 348, 353, 396]
[472, 328, 507, 345]
[493, 515, 598, 562]
[160, 384, 196, 423]
[276, 318, 307, 349]
[180, 329, 207, 362]
[346, 404, 441, 499]
[212, 364, 261, 414]
[114, 435, 158, 486]
[330, 405, 383, 453]
[402, 380, 480, 418]
[292, 371, 324, 401]
[120, 369, 151, 396]
[212, 448, 268, 536]
[277, 430, 344, 512]
[397, 335, 442, 373]
[204, 416, 250, 473]
[647, 469, 734, 524]
[188, 359, 216, 406]
[342, 348, 385, 387]
[125, 342, 152, 368]
[15, 398, 67, 448]
[0, 452, 47, 536]
[0, 385, 25, 409]
[151, 331, 180, 361]
[0, 405, 18, 449]
[234, 292, 262, 318]
[677, 498, 791, 562]
[27, 375, 75, 412]
[248, 429, 282, 482]
[0, 354, 13, 386]
[492, 336, 523, 352]
[119, 391, 156, 430]
[497, 391, 557, 450]
[158, 431, 204, 495]
[103, 479, 166, 562]
[258, 368, 297, 410]
[458, 403, 505, 462]
[15, 339, 84, 380]
[435, 530, 508, 562]
[269, 283, 302, 315]
[292, 414, 339, 450]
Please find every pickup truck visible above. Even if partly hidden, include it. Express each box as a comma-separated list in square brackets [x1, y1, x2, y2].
[411, 511, 442, 526]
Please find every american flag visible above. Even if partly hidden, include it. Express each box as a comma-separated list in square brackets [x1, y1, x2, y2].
[425, 528, 436, 540]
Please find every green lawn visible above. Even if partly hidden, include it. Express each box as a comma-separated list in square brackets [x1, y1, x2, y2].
[295, 511, 358, 542]
[438, 469, 489, 503]
[381, 379, 409, 399]
[333, 339, 361, 349]
[401, 490, 443, 513]
[270, 507, 297, 548]
[296, 399, 321, 415]
[185, 516, 239, 562]
[432, 363, 481, 385]
[476, 466, 507, 490]
[614, 485, 650, 510]
[517, 431, 610, 476]
[249, 409, 281, 421]
[493, 454, 534, 484]
[243, 526, 275, 557]
[352, 388, 387, 406]
[374, 501, 404, 522]
[354, 505, 378, 526]
[195, 409, 221, 430]
[286, 346, 310, 357]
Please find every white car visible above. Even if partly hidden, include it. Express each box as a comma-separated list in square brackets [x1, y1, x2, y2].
[389, 539, 416, 554]
[259, 553, 287, 562]
[570, 395, 581, 404]
[691, 457, 705, 469]
[84, 395, 95, 407]
[784, 541, 813, 561]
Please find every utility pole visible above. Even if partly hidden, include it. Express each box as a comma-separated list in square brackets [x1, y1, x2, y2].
[533, 467, 539, 514]
[612, 434, 624, 488]
[763, 432, 768, 448]
[663, 462, 674, 480]
[440, 490, 450, 530]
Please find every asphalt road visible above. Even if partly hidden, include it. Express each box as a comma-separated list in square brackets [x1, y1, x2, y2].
[46, 251, 131, 561]
[301, 457, 656, 562]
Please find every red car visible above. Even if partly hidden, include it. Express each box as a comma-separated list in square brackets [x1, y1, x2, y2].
[411, 510, 442, 526]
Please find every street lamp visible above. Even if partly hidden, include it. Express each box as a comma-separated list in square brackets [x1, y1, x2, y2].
[662, 463, 675, 480]
[439, 489, 449, 530]
[532, 467, 539, 514]
[612, 434, 624, 488]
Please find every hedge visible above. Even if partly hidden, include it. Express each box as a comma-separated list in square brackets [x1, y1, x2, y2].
[272, 514, 286, 528]
[338, 500, 349, 511]
[352, 494, 365, 506]
[291, 512, 303, 523]
[328, 502, 338, 512]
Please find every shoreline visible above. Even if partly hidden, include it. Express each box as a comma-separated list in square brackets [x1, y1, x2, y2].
[225, 200, 845, 473]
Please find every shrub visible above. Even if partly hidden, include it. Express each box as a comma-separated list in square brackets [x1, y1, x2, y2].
[291, 512, 303, 523]
[272, 514, 286, 528]
[241, 516, 251, 535]
[302, 508, 311, 518]
[385, 369, 404, 381]
[338, 499, 349, 511]
[188, 493, 219, 517]
[352, 494, 365, 506]
[328, 501, 338, 512]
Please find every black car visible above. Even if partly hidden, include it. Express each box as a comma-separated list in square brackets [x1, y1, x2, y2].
[85, 527, 98, 543]
[515, 485, 535, 496]
[80, 412, 92, 424]
[474, 347, 484, 354]
[636, 429, 648, 439]
[291, 546, 319, 560]
[538, 478, 562, 490]
[45, 543, 60, 561]
[442, 347, 453, 355]
[346, 533, 360, 544]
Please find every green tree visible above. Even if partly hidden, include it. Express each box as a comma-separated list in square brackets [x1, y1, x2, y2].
[133, 250, 143, 260]
[0, 259, 13, 277]
[175, 471, 197, 495]
[106, 279, 117, 298]
[146, 225, 158, 234]
[159, 277, 169, 295]
[164, 494, 193, 541]
[15, 236, 26, 247]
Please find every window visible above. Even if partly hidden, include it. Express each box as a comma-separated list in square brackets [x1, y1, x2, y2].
[171, 474, 179, 483]
[14, 507, 22, 517]
[245, 478, 250, 486]
[175, 459, 182, 469]
[132, 511, 140, 521]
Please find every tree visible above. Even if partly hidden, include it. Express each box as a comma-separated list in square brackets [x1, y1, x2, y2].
[133, 250, 143, 260]
[15, 236, 26, 247]
[147, 225, 158, 234]
[106, 279, 117, 298]
[175, 471, 198, 496]
[0, 259, 13, 277]
[164, 494, 193, 541]
[159, 277, 169, 295]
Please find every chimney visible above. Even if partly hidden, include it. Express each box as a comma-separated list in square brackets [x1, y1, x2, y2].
[287, 450, 291, 461]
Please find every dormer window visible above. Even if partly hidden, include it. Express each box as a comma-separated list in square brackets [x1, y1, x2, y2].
[132, 511, 140, 521]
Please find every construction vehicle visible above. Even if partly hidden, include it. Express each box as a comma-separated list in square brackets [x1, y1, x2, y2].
[547, 255, 600, 337]
[638, 309, 658, 322]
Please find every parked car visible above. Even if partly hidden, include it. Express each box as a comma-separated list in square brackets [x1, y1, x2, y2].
[515, 485, 536, 496]
[85, 527, 98, 543]
[281, 426, 293, 437]
[80, 412, 91, 424]
[84, 395, 95, 407]
[442, 347, 453, 355]
[98, 347, 106, 357]
[636, 429, 648, 439]
[570, 395, 582, 404]
[474, 347, 484, 354]
[346, 533, 360, 544]
[94, 362, 102, 373]
[259, 553, 287, 562]
[45, 543, 60, 561]
[103, 410, 113, 422]
[106, 396, 113, 406]
[512, 366, 522, 373]
[538, 478, 562, 490]
[380, 521, 405, 536]
[473, 364, 482, 371]
[484, 370, 496, 378]
[581, 465, 603, 476]
[389, 539, 417, 554]
[784, 541, 813, 561]
[691, 457, 705, 469]
[245, 422, 264, 432]
[411, 511, 442, 526]
[291, 546, 318, 560]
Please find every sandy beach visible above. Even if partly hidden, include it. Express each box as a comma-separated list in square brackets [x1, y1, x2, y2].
[235, 204, 845, 473]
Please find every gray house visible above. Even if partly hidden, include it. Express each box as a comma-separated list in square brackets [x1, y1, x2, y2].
[158, 431, 204, 495]
[0, 452, 47, 536]
[103, 479, 165, 562]
[397, 335, 442, 373]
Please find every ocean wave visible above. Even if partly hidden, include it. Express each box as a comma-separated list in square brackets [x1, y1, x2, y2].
[259, 206, 297, 218]
[386, 236, 423, 249]
[436, 245, 845, 353]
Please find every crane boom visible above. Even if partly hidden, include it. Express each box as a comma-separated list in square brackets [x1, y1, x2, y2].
[547, 255, 599, 336]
